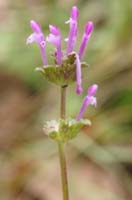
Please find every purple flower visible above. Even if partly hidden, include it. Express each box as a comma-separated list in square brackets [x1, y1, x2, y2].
[76, 84, 98, 121]
[79, 21, 94, 59]
[66, 6, 79, 55]
[46, 25, 63, 65]
[26, 20, 48, 65]
[75, 53, 83, 95]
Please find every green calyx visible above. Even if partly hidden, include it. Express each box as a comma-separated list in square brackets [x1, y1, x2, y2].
[36, 52, 88, 86]
[43, 118, 91, 142]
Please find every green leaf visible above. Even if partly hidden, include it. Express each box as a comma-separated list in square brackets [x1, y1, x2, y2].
[36, 52, 88, 87]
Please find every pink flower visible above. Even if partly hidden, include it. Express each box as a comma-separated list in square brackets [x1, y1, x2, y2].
[26, 20, 47, 65]
[46, 25, 63, 65]
[79, 21, 94, 59]
[66, 6, 79, 55]
[75, 53, 83, 95]
[77, 84, 98, 121]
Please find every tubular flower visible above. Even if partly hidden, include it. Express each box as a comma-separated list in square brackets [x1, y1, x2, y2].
[75, 53, 83, 95]
[77, 84, 98, 121]
[26, 20, 47, 65]
[46, 25, 63, 65]
[79, 21, 94, 59]
[66, 6, 79, 55]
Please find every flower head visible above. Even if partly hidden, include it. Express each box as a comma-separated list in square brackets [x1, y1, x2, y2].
[47, 25, 63, 65]
[27, 7, 95, 95]
[77, 84, 98, 121]
[26, 20, 47, 65]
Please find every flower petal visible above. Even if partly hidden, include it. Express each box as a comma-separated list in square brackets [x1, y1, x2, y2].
[30, 20, 42, 33]
[26, 33, 36, 44]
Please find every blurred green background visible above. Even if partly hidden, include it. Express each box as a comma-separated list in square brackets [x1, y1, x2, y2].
[0, 0, 132, 199]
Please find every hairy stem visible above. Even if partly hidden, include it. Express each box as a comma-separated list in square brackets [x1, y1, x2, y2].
[58, 86, 69, 200]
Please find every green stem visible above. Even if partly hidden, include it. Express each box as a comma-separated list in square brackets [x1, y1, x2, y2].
[58, 86, 69, 200]
[60, 86, 66, 120]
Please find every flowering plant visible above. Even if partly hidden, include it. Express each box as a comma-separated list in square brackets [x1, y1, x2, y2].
[27, 6, 98, 200]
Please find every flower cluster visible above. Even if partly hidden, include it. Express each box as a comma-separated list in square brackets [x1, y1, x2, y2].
[26, 6, 98, 120]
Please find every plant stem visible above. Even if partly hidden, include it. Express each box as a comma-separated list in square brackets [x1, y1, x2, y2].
[58, 142, 69, 200]
[58, 86, 69, 200]
[60, 86, 66, 119]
